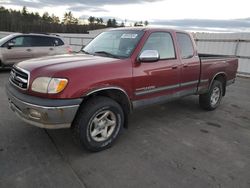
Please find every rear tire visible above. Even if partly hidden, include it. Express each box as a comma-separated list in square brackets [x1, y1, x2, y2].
[199, 80, 223, 111]
[72, 96, 124, 152]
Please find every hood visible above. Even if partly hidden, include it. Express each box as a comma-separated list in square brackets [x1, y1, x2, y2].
[16, 53, 118, 73]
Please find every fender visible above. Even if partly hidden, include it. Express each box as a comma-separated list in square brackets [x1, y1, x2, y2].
[209, 71, 227, 90]
[84, 86, 132, 111]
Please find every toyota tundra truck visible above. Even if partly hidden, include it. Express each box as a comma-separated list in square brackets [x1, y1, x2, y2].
[6, 28, 238, 151]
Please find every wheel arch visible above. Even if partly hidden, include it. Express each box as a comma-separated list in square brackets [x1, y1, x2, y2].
[209, 72, 227, 96]
[82, 87, 132, 128]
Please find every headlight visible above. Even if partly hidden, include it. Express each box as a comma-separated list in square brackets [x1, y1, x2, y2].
[31, 77, 68, 94]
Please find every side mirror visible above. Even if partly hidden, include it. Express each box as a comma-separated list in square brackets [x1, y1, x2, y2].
[7, 42, 14, 49]
[138, 50, 159, 63]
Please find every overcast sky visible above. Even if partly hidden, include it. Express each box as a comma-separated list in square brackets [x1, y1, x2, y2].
[2, 0, 250, 32]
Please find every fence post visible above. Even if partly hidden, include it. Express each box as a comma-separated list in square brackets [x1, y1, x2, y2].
[234, 39, 240, 57]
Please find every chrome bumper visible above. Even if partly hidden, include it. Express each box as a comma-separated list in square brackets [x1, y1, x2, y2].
[6, 83, 82, 129]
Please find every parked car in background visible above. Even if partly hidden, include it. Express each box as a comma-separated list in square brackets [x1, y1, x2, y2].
[0, 33, 72, 68]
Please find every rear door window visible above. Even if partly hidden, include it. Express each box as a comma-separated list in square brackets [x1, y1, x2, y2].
[31, 36, 54, 47]
[176, 33, 194, 59]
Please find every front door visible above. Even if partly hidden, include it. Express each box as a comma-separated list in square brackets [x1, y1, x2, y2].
[2, 36, 33, 65]
[133, 32, 181, 102]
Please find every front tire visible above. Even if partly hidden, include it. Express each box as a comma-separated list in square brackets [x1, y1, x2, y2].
[199, 80, 223, 111]
[0, 60, 4, 70]
[72, 96, 124, 152]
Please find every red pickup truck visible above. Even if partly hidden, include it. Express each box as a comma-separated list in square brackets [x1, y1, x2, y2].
[6, 28, 238, 151]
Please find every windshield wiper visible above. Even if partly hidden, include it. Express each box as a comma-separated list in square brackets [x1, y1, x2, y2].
[81, 49, 91, 55]
[94, 51, 120, 59]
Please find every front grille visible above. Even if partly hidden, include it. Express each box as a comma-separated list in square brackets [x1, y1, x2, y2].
[10, 66, 29, 90]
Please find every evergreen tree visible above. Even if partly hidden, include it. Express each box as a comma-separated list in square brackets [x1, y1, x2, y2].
[88, 16, 95, 24]
[107, 19, 112, 27]
[144, 20, 149, 26]
[112, 19, 117, 27]
[0, 6, 108, 33]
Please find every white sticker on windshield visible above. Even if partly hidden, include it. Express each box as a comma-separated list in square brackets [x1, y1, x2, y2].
[121, 34, 138, 39]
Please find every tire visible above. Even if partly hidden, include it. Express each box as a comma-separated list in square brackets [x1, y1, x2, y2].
[199, 80, 223, 111]
[0, 60, 3, 70]
[72, 96, 124, 152]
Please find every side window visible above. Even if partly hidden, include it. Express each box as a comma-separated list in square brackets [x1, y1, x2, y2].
[8, 36, 32, 47]
[46, 37, 55, 46]
[53, 38, 64, 46]
[12, 37, 23, 46]
[176, 33, 194, 59]
[141, 32, 175, 59]
[32, 36, 54, 47]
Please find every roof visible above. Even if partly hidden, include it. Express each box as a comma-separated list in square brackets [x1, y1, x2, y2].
[21, 33, 61, 37]
[110, 27, 190, 34]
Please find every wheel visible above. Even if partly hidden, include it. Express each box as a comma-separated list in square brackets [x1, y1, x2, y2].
[199, 80, 223, 111]
[72, 96, 124, 152]
[0, 61, 3, 70]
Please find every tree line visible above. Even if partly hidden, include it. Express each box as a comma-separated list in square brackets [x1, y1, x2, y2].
[0, 6, 149, 33]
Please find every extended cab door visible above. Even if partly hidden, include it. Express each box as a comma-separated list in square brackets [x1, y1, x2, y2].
[133, 32, 181, 102]
[1, 36, 33, 65]
[176, 33, 201, 93]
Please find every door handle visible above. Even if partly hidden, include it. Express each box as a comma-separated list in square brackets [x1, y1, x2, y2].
[26, 49, 32, 52]
[49, 48, 54, 51]
[183, 64, 189, 68]
[171, 66, 178, 69]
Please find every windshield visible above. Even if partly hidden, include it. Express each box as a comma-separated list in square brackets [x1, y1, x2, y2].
[83, 30, 144, 58]
[0, 34, 17, 46]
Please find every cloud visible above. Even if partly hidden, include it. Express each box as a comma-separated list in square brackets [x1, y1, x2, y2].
[3, 0, 250, 32]
[2, 0, 41, 8]
[68, 5, 108, 13]
[151, 18, 250, 31]
[1, 0, 163, 8]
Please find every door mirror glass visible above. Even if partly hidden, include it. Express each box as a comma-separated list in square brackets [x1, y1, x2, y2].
[139, 50, 159, 62]
[7, 42, 14, 49]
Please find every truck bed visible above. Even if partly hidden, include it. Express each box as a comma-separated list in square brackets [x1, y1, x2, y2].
[199, 53, 237, 60]
[198, 53, 238, 94]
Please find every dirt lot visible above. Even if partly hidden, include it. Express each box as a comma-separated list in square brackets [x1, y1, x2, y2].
[0, 70, 250, 188]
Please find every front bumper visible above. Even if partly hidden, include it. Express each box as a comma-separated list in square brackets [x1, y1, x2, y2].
[6, 82, 82, 129]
